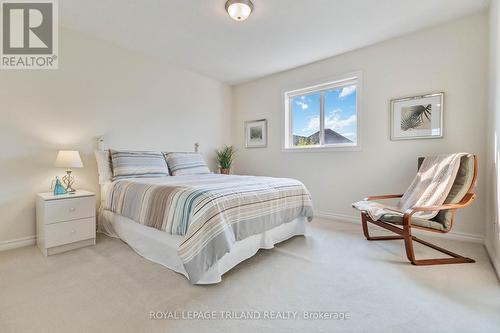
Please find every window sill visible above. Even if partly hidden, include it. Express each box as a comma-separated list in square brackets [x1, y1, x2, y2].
[282, 145, 361, 153]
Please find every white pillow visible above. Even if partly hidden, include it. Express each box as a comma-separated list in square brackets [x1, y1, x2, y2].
[94, 150, 113, 184]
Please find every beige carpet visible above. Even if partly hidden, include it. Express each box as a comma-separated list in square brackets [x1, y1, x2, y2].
[0, 218, 499, 333]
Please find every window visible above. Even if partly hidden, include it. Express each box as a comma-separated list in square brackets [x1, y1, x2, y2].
[283, 73, 360, 151]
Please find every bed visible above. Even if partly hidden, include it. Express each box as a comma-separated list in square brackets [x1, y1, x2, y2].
[95, 147, 314, 284]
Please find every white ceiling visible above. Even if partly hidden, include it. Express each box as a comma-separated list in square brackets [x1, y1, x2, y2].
[60, 0, 490, 84]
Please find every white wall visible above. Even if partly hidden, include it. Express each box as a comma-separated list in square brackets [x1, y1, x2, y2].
[232, 13, 488, 239]
[0, 12, 492, 249]
[486, 0, 500, 276]
[0, 28, 232, 245]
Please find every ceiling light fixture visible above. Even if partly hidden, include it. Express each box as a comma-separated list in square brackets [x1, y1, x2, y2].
[225, 0, 254, 22]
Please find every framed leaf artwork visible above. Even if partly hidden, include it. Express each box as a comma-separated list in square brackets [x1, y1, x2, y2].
[390, 92, 444, 140]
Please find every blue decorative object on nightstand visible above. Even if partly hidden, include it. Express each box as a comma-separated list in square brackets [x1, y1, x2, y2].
[53, 177, 67, 195]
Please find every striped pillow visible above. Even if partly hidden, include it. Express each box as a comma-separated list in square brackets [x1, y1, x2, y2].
[110, 150, 169, 180]
[165, 152, 211, 176]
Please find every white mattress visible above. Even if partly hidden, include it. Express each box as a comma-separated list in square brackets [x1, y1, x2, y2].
[99, 210, 306, 284]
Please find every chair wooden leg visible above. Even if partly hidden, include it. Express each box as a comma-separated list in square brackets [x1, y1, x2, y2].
[362, 213, 475, 265]
[402, 228, 474, 265]
[408, 236, 475, 265]
[361, 213, 371, 240]
[402, 221, 423, 263]
[368, 236, 405, 240]
[362, 213, 404, 241]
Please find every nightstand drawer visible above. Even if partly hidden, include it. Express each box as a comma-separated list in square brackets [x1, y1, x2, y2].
[45, 196, 95, 224]
[45, 218, 95, 248]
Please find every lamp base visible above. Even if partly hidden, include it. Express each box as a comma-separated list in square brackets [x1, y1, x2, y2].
[62, 170, 76, 193]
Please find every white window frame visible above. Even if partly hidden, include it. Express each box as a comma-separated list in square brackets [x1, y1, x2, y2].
[282, 71, 362, 152]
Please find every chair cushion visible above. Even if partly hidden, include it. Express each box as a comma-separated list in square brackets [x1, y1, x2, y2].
[380, 213, 446, 231]
[430, 154, 474, 229]
[381, 154, 474, 231]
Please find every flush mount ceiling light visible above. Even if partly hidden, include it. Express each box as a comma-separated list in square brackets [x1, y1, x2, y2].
[225, 0, 254, 21]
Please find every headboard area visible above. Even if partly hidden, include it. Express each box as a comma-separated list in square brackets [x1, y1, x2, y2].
[94, 136, 202, 185]
[95, 136, 200, 153]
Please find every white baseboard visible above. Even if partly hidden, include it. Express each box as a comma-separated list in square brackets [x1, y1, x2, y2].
[0, 236, 36, 252]
[485, 240, 500, 279]
[315, 211, 485, 244]
[316, 211, 359, 223]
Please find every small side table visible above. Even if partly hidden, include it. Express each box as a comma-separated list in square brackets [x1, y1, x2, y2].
[36, 190, 96, 256]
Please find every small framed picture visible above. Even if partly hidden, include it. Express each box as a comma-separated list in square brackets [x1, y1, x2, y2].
[245, 119, 267, 148]
[390, 92, 444, 140]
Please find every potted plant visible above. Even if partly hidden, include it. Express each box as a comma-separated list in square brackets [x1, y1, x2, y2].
[216, 145, 236, 175]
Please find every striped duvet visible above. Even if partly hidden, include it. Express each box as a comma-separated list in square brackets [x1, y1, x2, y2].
[103, 174, 313, 283]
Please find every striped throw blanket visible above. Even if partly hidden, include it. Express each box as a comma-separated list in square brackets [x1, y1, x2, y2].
[103, 174, 313, 283]
[353, 153, 467, 221]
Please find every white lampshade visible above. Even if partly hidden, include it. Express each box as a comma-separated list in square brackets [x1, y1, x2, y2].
[55, 150, 83, 168]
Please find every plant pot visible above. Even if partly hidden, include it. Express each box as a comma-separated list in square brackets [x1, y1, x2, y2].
[220, 168, 231, 175]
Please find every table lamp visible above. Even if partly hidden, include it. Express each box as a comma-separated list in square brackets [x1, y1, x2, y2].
[55, 150, 83, 193]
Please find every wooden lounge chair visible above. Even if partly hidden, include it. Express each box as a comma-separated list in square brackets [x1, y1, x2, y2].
[360, 154, 478, 265]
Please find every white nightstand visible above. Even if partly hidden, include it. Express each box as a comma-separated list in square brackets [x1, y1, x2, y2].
[36, 190, 96, 256]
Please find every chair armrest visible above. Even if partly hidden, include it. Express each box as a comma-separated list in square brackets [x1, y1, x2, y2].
[402, 193, 476, 226]
[365, 194, 404, 201]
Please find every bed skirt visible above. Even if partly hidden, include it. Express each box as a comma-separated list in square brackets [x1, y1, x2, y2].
[98, 209, 306, 284]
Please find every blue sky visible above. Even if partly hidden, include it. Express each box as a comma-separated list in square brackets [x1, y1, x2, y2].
[292, 85, 357, 142]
